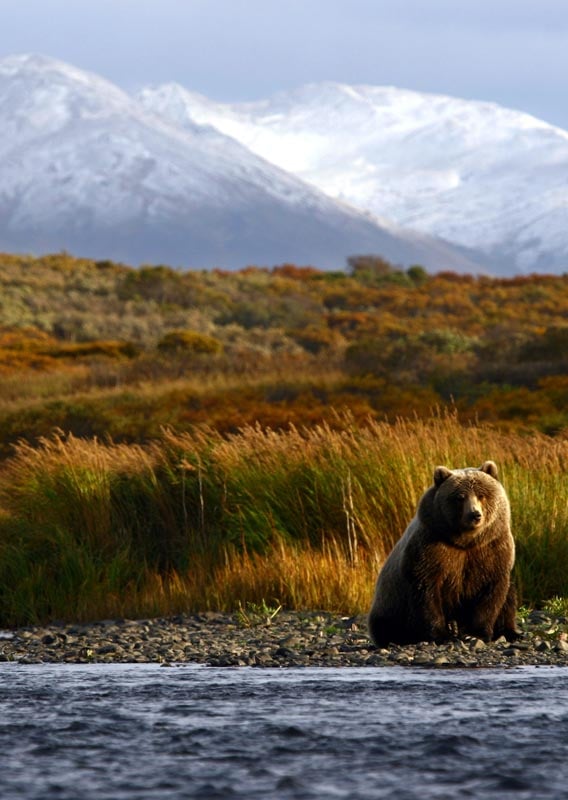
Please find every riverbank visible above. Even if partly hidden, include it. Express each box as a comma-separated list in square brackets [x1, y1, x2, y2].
[1, 609, 568, 668]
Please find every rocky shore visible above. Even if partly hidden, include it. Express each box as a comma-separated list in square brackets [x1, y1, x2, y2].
[1, 608, 567, 668]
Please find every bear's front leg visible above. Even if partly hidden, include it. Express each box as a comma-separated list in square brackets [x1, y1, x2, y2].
[409, 549, 454, 643]
[493, 582, 522, 641]
[468, 580, 511, 642]
[419, 585, 452, 643]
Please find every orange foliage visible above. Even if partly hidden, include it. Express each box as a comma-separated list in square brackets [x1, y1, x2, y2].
[1, 252, 568, 447]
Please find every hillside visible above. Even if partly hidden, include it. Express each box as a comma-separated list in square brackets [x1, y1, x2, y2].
[1, 251, 567, 456]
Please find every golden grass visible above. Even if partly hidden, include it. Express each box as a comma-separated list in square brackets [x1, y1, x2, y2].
[0, 412, 567, 625]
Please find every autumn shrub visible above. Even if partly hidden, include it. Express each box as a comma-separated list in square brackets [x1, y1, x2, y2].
[271, 264, 321, 280]
[518, 326, 568, 362]
[407, 265, 428, 284]
[347, 254, 399, 282]
[42, 340, 140, 359]
[117, 264, 188, 305]
[286, 325, 343, 355]
[157, 329, 223, 355]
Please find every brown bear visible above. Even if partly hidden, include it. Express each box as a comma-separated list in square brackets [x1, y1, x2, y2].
[368, 460, 520, 647]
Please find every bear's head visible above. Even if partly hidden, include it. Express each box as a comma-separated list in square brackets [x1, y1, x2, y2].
[428, 460, 508, 545]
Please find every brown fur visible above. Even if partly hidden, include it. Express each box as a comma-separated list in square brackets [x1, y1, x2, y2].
[368, 461, 520, 647]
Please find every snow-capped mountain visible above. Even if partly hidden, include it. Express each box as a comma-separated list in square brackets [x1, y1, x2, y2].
[139, 81, 568, 274]
[0, 55, 486, 272]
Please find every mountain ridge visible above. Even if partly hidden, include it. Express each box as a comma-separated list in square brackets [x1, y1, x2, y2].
[138, 79, 568, 274]
[0, 54, 488, 272]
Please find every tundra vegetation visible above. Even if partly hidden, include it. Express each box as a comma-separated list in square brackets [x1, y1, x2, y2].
[0, 251, 567, 625]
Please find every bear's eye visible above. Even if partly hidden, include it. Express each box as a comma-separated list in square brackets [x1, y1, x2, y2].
[452, 492, 467, 505]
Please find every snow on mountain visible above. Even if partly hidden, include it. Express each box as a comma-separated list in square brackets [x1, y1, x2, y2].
[0, 55, 486, 272]
[138, 81, 568, 274]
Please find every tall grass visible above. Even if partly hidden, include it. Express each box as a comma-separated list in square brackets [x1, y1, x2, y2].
[0, 413, 567, 626]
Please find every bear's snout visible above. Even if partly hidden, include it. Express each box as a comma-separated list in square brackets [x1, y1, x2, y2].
[462, 497, 483, 529]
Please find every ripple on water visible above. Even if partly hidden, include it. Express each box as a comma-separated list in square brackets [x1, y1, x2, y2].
[0, 664, 567, 799]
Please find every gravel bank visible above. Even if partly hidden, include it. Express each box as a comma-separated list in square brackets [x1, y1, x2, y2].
[1, 609, 567, 668]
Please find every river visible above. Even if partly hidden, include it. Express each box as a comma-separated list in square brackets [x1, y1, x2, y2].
[0, 663, 567, 799]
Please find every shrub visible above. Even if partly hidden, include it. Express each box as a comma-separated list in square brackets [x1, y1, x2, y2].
[287, 325, 342, 355]
[157, 330, 222, 355]
[407, 264, 429, 284]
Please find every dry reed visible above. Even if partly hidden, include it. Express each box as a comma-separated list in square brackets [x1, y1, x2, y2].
[0, 412, 566, 625]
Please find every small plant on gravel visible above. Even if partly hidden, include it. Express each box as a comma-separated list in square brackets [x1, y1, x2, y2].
[236, 600, 282, 628]
[542, 596, 568, 620]
[516, 605, 532, 622]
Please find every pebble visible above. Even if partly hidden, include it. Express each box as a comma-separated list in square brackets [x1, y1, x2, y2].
[0, 609, 566, 668]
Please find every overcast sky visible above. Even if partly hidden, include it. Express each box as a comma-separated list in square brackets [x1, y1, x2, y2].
[2, 0, 567, 129]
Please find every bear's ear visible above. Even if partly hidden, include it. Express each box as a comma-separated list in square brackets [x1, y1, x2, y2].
[479, 460, 499, 480]
[434, 466, 452, 486]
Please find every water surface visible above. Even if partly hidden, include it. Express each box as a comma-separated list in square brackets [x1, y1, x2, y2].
[1, 663, 567, 799]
